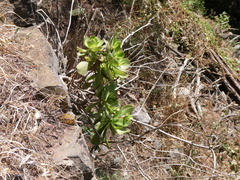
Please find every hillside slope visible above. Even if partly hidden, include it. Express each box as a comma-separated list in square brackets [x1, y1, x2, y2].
[0, 0, 239, 179]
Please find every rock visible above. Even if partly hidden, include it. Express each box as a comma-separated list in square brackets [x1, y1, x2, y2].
[233, 45, 240, 58]
[15, 26, 60, 85]
[234, 44, 240, 50]
[52, 126, 97, 180]
[133, 106, 151, 124]
[176, 87, 191, 96]
[14, 26, 71, 109]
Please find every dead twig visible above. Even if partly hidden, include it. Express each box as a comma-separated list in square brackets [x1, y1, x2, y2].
[117, 145, 152, 180]
[121, 17, 154, 47]
[62, 0, 75, 45]
[172, 58, 190, 98]
[209, 49, 240, 104]
[132, 118, 219, 150]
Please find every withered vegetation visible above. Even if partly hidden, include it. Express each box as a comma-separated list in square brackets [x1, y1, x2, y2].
[0, 25, 81, 179]
[0, 0, 239, 179]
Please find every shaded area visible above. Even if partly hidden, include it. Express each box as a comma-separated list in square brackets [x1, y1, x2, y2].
[204, 0, 240, 31]
[9, 0, 43, 27]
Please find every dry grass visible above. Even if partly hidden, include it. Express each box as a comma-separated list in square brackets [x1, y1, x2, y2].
[0, 25, 80, 180]
[84, 1, 240, 179]
[92, 53, 239, 179]
[1, 0, 239, 179]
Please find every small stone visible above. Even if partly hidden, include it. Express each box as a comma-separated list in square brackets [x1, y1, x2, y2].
[177, 87, 190, 96]
[132, 106, 151, 124]
[112, 158, 121, 165]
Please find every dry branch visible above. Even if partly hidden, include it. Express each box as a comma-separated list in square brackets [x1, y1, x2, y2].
[209, 49, 240, 104]
[132, 119, 218, 150]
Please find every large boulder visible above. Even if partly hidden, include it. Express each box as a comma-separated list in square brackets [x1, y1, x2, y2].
[14, 26, 71, 109]
[52, 126, 97, 180]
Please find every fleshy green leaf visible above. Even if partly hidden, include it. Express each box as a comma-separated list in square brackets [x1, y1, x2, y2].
[110, 36, 121, 49]
[112, 67, 127, 77]
[85, 103, 97, 112]
[93, 72, 101, 89]
[91, 46, 102, 52]
[110, 124, 117, 134]
[95, 86, 104, 98]
[77, 47, 87, 53]
[115, 128, 130, 135]
[86, 36, 97, 48]
[83, 36, 91, 48]
[96, 119, 109, 132]
[101, 63, 114, 80]
[84, 36, 104, 50]
[75, 35, 133, 147]
[119, 58, 130, 70]
[82, 82, 91, 89]
[77, 52, 85, 57]
[119, 105, 134, 116]
[91, 134, 101, 145]
[101, 81, 117, 101]
[114, 51, 125, 58]
[113, 117, 131, 127]
[84, 56, 91, 61]
[114, 46, 122, 52]
[70, 8, 82, 16]
[112, 41, 121, 49]
[76, 61, 89, 75]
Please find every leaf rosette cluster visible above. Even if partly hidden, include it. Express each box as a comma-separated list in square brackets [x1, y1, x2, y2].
[76, 36, 133, 146]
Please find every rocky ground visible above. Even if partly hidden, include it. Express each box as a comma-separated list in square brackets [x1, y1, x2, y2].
[0, 0, 239, 179]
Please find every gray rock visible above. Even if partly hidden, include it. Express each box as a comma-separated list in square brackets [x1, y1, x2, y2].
[15, 26, 71, 108]
[133, 106, 151, 124]
[234, 44, 240, 50]
[176, 87, 191, 96]
[52, 126, 97, 180]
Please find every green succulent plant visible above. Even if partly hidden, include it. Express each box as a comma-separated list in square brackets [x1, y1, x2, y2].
[76, 35, 133, 146]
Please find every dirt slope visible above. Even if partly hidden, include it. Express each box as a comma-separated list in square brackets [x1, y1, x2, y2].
[1, 0, 240, 179]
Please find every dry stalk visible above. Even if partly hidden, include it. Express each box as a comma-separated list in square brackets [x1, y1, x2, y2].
[117, 145, 152, 180]
[121, 17, 154, 47]
[62, 0, 75, 45]
[132, 118, 218, 150]
[129, 0, 136, 24]
[85, 8, 99, 36]
[134, 59, 174, 116]
[172, 58, 190, 99]
[138, 141, 225, 176]
[36, 9, 64, 63]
